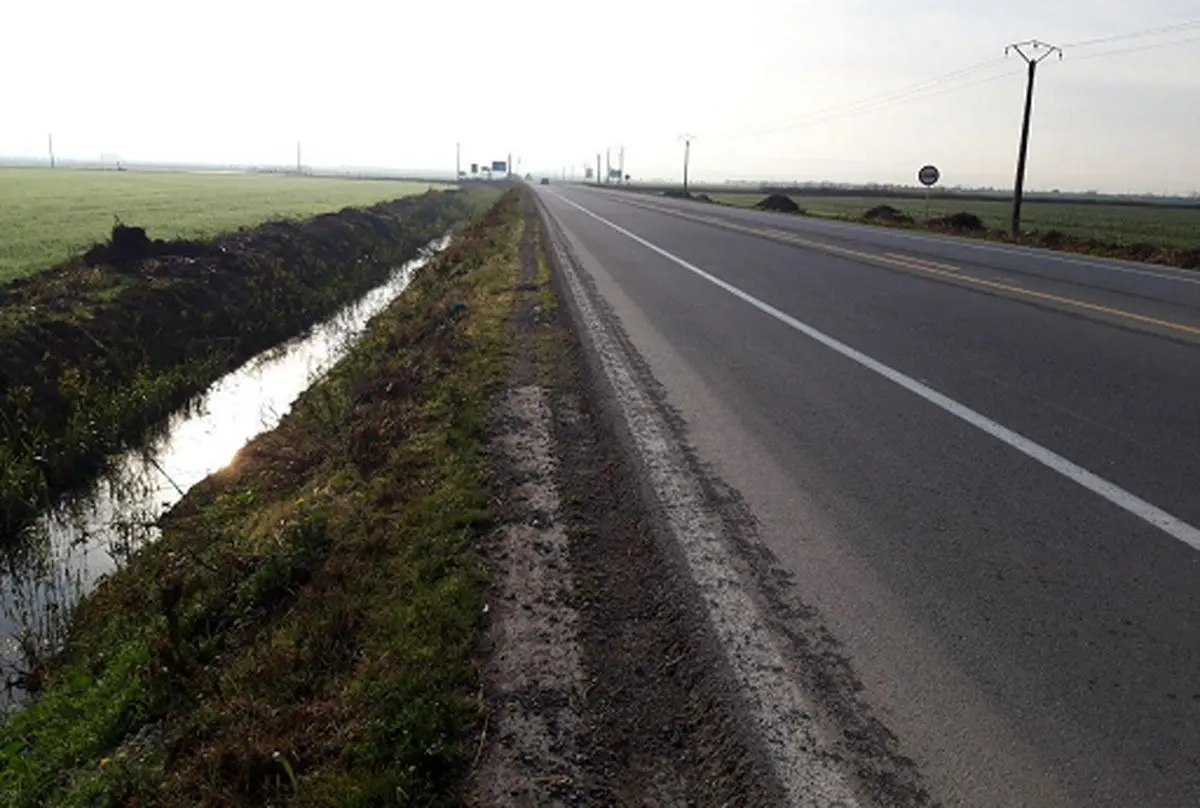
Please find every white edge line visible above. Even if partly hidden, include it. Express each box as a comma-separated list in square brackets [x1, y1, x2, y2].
[548, 190, 1200, 552]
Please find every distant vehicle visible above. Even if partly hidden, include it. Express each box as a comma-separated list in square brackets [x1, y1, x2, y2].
[540, 178, 550, 185]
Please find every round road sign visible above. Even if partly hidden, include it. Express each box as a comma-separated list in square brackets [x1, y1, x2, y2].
[918, 165, 940, 187]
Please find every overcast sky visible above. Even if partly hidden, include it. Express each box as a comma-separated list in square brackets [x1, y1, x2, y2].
[3, 0, 1198, 192]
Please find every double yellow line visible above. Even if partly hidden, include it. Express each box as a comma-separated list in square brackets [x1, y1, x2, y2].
[623, 198, 1200, 340]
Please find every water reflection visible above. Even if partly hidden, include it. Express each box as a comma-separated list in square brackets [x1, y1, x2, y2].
[0, 238, 446, 705]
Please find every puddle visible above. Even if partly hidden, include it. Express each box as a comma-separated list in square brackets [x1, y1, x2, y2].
[0, 237, 448, 705]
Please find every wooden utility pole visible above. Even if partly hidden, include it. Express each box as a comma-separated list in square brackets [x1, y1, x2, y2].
[48, 133, 55, 168]
[679, 134, 697, 196]
[456, 142, 461, 179]
[1005, 40, 1061, 238]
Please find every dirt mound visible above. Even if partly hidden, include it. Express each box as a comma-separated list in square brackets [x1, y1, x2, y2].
[863, 205, 914, 225]
[84, 225, 210, 267]
[755, 194, 802, 213]
[929, 212, 986, 232]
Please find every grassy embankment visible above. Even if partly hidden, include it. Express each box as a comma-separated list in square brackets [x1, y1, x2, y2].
[711, 192, 1200, 248]
[707, 191, 1200, 267]
[0, 187, 484, 536]
[0, 169, 448, 284]
[0, 189, 527, 806]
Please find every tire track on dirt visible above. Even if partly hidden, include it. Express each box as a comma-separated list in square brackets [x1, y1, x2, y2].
[470, 215, 585, 806]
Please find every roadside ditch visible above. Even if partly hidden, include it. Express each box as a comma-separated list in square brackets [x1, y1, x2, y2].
[0, 190, 479, 537]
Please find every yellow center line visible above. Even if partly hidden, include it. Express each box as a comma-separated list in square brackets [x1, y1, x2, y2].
[617, 197, 1200, 339]
[884, 252, 961, 272]
[890, 259, 1200, 337]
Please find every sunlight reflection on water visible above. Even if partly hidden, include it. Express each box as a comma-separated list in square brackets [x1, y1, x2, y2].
[0, 236, 448, 705]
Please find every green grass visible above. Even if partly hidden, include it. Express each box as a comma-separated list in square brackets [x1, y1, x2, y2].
[0, 191, 524, 807]
[711, 193, 1200, 248]
[0, 168, 447, 283]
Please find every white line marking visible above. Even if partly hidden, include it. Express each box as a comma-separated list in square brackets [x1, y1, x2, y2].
[550, 190, 1200, 552]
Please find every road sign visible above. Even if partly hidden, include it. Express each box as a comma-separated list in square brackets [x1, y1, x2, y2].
[492, 160, 507, 172]
[918, 165, 940, 187]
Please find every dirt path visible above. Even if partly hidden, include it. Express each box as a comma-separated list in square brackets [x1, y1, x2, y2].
[470, 207, 587, 805]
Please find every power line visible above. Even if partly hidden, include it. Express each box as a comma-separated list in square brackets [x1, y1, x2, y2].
[1069, 33, 1200, 61]
[710, 58, 1008, 141]
[714, 67, 1018, 142]
[1062, 19, 1200, 49]
[700, 20, 1200, 145]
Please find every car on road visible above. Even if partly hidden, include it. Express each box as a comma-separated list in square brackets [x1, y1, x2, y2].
[540, 178, 550, 185]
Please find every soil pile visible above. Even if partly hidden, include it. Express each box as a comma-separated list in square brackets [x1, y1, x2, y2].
[863, 205, 914, 225]
[83, 225, 209, 268]
[755, 194, 802, 213]
[930, 212, 987, 232]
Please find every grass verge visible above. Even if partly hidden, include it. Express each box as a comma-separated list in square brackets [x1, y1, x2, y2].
[0, 188, 524, 806]
[0, 189, 496, 537]
[708, 192, 1200, 269]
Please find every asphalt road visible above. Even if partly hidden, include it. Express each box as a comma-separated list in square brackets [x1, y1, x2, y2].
[535, 185, 1200, 808]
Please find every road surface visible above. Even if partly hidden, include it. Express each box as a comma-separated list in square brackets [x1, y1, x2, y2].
[534, 185, 1200, 807]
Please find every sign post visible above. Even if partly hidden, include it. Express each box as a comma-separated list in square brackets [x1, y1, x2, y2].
[918, 164, 941, 221]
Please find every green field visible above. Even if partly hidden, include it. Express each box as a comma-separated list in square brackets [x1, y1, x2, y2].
[711, 193, 1200, 248]
[0, 168, 445, 283]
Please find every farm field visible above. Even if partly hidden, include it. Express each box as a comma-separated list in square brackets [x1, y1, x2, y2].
[0, 168, 446, 284]
[710, 192, 1200, 248]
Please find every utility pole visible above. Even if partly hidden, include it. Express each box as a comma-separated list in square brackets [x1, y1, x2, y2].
[679, 134, 697, 196]
[1005, 40, 1061, 238]
[618, 145, 625, 184]
[296, 141, 302, 175]
[596, 154, 601, 186]
[507, 152, 512, 177]
[48, 133, 55, 169]
[456, 142, 461, 180]
[605, 147, 611, 184]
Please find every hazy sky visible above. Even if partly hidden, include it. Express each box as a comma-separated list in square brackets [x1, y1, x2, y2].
[3, 0, 1199, 192]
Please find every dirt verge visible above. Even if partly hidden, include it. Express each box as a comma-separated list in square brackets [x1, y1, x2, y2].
[469, 207, 585, 804]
